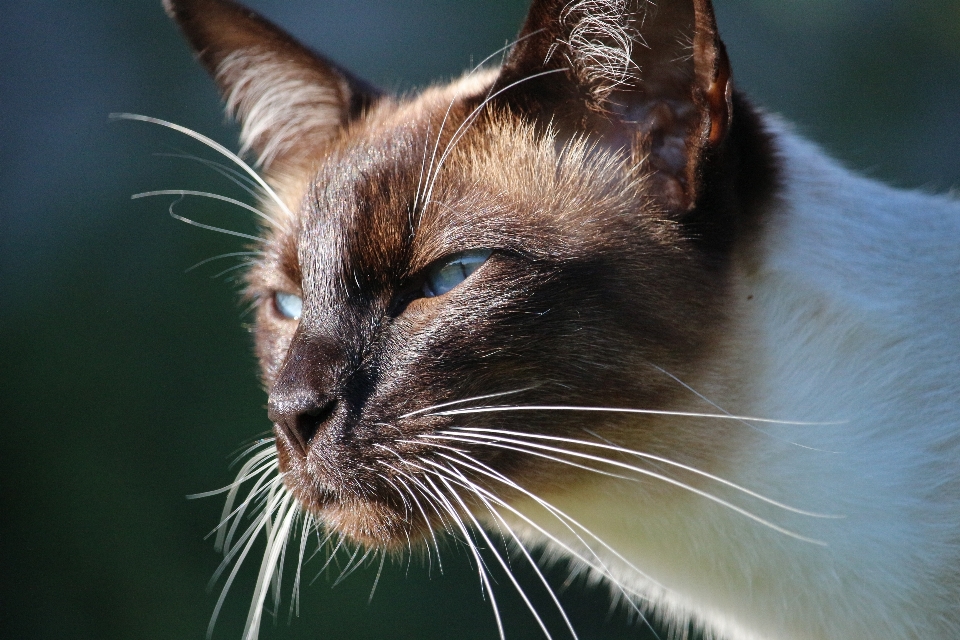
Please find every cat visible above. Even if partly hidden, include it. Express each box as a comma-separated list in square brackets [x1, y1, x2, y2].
[146, 0, 960, 638]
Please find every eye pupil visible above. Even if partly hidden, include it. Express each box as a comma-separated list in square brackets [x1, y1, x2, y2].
[424, 249, 492, 298]
[274, 292, 303, 320]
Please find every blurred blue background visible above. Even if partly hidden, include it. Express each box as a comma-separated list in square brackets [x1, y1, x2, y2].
[2, 1, 958, 639]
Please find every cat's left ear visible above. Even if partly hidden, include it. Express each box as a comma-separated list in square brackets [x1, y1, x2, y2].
[164, 0, 380, 170]
[496, 0, 732, 211]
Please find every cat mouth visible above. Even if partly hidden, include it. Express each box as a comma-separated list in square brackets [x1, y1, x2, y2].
[273, 421, 458, 549]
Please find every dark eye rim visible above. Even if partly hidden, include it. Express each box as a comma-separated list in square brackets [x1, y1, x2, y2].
[423, 248, 494, 295]
[387, 248, 498, 316]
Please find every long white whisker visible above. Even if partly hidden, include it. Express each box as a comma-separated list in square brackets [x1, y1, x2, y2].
[110, 113, 294, 227]
[419, 472, 506, 640]
[439, 452, 663, 639]
[202, 464, 280, 549]
[437, 432, 827, 545]
[157, 195, 264, 242]
[207, 509, 269, 639]
[242, 492, 298, 640]
[207, 481, 287, 639]
[155, 151, 263, 198]
[186, 251, 265, 273]
[211, 476, 286, 585]
[432, 404, 841, 426]
[399, 387, 537, 419]
[132, 189, 274, 225]
[211, 259, 257, 280]
[424, 445, 664, 598]
[333, 545, 372, 587]
[446, 428, 843, 519]
[378, 468, 440, 574]
[434, 461, 580, 640]
[368, 550, 388, 604]
[288, 512, 312, 623]
[314, 536, 346, 581]
[648, 363, 842, 452]
[219, 462, 282, 554]
[377, 460, 448, 572]
[402, 436, 634, 483]
[433, 470, 555, 640]
[187, 451, 275, 500]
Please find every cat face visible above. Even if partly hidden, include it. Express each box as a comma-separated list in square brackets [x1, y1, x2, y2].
[166, 0, 776, 547]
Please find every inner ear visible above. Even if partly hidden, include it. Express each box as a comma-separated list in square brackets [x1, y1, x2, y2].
[494, 0, 732, 211]
[165, 0, 381, 171]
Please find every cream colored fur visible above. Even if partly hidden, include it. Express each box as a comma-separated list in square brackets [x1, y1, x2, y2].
[500, 119, 960, 639]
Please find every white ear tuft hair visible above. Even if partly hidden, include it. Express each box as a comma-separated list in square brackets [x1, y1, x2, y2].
[559, 0, 641, 102]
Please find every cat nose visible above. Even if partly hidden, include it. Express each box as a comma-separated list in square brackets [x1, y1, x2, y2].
[268, 331, 344, 457]
[268, 389, 338, 457]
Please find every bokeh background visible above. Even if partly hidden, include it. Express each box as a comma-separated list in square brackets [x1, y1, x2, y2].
[3, 1, 959, 639]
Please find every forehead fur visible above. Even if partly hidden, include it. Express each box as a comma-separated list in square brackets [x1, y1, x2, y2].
[257, 67, 667, 284]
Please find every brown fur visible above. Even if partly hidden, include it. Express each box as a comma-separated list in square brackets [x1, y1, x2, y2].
[167, 0, 778, 549]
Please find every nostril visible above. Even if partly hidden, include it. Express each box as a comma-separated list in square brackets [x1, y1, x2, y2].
[270, 395, 338, 457]
[295, 399, 337, 446]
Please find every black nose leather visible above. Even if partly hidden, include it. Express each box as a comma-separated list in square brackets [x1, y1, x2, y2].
[268, 389, 337, 456]
[268, 330, 344, 457]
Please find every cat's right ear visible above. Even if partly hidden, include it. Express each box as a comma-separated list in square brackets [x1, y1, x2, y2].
[164, 0, 380, 170]
[495, 0, 733, 212]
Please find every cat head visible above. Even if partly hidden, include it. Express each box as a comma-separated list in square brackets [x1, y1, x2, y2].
[166, 0, 777, 547]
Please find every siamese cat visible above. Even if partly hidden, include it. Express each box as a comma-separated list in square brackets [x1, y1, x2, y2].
[140, 0, 960, 638]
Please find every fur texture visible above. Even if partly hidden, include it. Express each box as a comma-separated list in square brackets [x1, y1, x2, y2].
[155, 1, 960, 639]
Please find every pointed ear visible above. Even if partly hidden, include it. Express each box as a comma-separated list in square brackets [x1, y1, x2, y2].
[496, 0, 732, 211]
[164, 0, 380, 170]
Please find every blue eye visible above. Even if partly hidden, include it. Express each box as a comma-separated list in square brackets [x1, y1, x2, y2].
[273, 291, 303, 320]
[423, 249, 492, 298]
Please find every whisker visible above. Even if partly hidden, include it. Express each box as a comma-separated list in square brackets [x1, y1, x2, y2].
[431, 404, 840, 426]
[211, 259, 257, 280]
[110, 113, 294, 227]
[447, 428, 843, 519]
[377, 459, 447, 572]
[219, 463, 282, 554]
[288, 512, 313, 623]
[226, 435, 275, 466]
[433, 469, 556, 640]
[402, 436, 634, 484]
[314, 536, 346, 582]
[185, 251, 265, 273]
[647, 363, 843, 453]
[368, 550, 388, 604]
[424, 444, 665, 598]
[435, 432, 828, 545]
[333, 545, 372, 587]
[207, 482, 288, 639]
[431, 449, 669, 639]
[399, 387, 538, 419]
[242, 492, 298, 640]
[419, 471, 506, 640]
[432, 460, 581, 639]
[212, 476, 286, 585]
[154, 151, 262, 198]
[187, 453, 275, 500]
[202, 465, 280, 548]
[132, 189, 274, 225]
[148, 193, 264, 242]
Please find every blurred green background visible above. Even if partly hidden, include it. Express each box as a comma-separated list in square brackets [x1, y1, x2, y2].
[2, 1, 959, 639]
